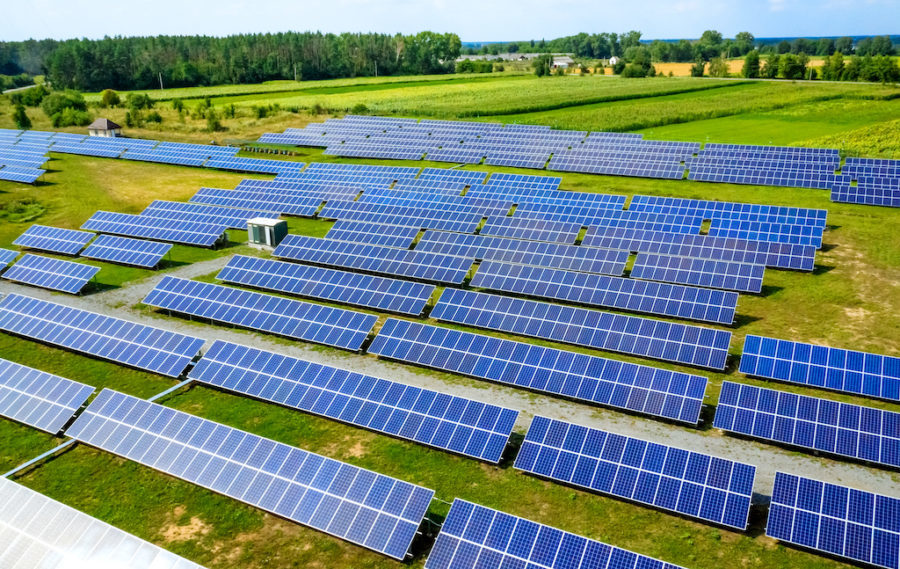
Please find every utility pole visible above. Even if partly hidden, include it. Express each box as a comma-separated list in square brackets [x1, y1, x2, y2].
[158, 72, 164, 91]
[294, 63, 298, 82]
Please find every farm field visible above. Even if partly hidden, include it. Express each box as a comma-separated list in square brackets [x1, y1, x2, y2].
[1, 73, 900, 569]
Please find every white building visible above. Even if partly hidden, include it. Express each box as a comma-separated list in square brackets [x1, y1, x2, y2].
[87, 118, 122, 138]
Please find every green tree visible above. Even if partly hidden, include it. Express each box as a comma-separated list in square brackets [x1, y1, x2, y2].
[206, 108, 223, 132]
[99, 89, 120, 108]
[835, 37, 854, 54]
[12, 104, 30, 128]
[776, 40, 791, 54]
[41, 90, 86, 118]
[742, 50, 761, 78]
[532, 54, 551, 76]
[734, 31, 755, 55]
[708, 57, 729, 77]
[690, 59, 705, 77]
[820, 51, 844, 80]
[126, 93, 153, 110]
[761, 55, 780, 78]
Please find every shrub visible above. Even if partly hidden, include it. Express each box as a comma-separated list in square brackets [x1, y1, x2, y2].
[126, 93, 154, 110]
[206, 108, 224, 132]
[99, 89, 120, 108]
[171, 98, 184, 112]
[690, 60, 705, 77]
[41, 90, 87, 117]
[51, 107, 92, 127]
[351, 103, 369, 114]
[708, 57, 729, 77]
[13, 104, 31, 129]
[145, 111, 163, 123]
[11, 84, 49, 107]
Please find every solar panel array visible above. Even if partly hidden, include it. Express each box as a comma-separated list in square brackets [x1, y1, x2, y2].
[189, 187, 326, 217]
[2, 254, 100, 294]
[767, 472, 900, 569]
[66, 389, 435, 560]
[0, 248, 17, 271]
[13, 224, 95, 255]
[81, 211, 228, 247]
[143, 276, 377, 350]
[707, 219, 824, 248]
[630, 253, 766, 294]
[713, 381, 900, 469]
[479, 217, 581, 244]
[431, 288, 731, 369]
[425, 498, 686, 569]
[190, 340, 518, 462]
[318, 201, 486, 232]
[203, 156, 305, 175]
[217, 254, 435, 315]
[471, 261, 739, 325]
[273, 235, 475, 285]
[739, 335, 900, 401]
[515, 416, 756, 529]
[629, 195, 828, 227]
[0, 293, 203, 377]
[0, 478, 207, 569]
[80, 234, 173, 268]
[369, 318, 708, 424]
[0, 357, 94, 433]
[325, 220, 420, 249]
[141, 200, 280, 230]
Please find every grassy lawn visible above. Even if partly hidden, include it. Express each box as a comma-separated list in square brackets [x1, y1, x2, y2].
[1, 74, 899, 569]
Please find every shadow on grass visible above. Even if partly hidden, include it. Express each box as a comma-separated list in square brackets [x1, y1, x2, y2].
[6, 437, 75, 480]
[733, 313, 762, 328]
[157, 259, 192, 271]
[819, 243, 838, 253]
[812, 264, 836, 275]
[86, 281, 121, 294]
[759, 284, 784, 297]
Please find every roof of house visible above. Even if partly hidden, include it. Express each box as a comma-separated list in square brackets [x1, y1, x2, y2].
[87, 118, 122, 130]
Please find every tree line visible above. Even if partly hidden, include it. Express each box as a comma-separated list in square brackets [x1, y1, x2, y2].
[0, 31, 461, 91]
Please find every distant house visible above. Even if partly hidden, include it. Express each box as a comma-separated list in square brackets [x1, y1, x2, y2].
[608, 56, 620, 66]
[552, 56, 574, 69]
[87, 118, 122, 138]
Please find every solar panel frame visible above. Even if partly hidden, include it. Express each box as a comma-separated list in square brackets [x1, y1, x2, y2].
[81, 211, 229, 247]
[13, 224, 95, 255]
[707, 219, 824, 249]
[66, 389, 435, 560]
[0, 293, 204, 377]
[515, 416, 756, 529]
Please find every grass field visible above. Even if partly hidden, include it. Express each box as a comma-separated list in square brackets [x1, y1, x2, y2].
[1, 74, 899, 569]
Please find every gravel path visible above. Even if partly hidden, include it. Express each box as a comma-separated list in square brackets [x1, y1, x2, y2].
[2, 261, 898, 502]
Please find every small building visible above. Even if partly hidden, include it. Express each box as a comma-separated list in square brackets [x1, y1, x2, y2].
[247, 217, 287, 249]
[608, 56, 620, 66]
[551, 56, 575, 69]
[87, 118, 122, 138]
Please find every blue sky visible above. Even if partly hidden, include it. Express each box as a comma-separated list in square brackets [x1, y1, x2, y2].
[3, 0, 897, 42]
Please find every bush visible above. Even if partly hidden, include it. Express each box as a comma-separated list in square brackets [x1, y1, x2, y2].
[171, 98, 184, 112]
[351, 103, 369, 114]
[51, 107, 92, 127]
[41, 90, 87, 118]
[708, 57, 729, 77]
[11, 84, 49, 107]
[612, 60, 626, 74]
[13, 105, 31, 129]
[206, 108, 224, 132]
[690, 60, 705, 77]
[99, 89, 120, 108]
[126, 93, 154, 110]
[311, 103, 327, 115]
[145, 111, 163, 123]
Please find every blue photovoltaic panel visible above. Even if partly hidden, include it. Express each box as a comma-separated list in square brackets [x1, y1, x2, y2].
[66, 389, 434, 560]
[713, 381, 900, 469]
[485, 172, 562, 190]
[2, 254, 100, 294]
[767, 472, 900, 569]
[203, 156, 305, 174]
[143, 276, 377, 351]
[415, 231, 627, 276]
[325, 220, 420, 249]
[217, 255, 435, 316]
[515, 416, 755, 529]
[190, 340, 518, 462]
[357, 190, 512, 215]
[431, 288, 731, 369]
[273, 235, 474, 285]
[739, 335, 900, 402]
[369, 319, 708, 424]
[480, 217, 581, 244]
[516, 206, 704, 235]
[80, 235, 172, 269]
[419, 167, 489, 184]
[0, 293, 203, 377]
[81, 211, 228, 247]
[425, 498, 686, 569]
[581, 226, 817, 272]
[0, 167, 44, 184]
[471, 261, 739, 326]
[0, 357, 94, 433]
[189, 187, 325, 217]
[707, 219, 824, 248]
[13, 224, 95, 255]
[630, 253, 766, 294]
[0, 248, 19, 269]
[628, 195, 828, 228]
[141, 200, 280, 230]
[318, 201, 487, 231]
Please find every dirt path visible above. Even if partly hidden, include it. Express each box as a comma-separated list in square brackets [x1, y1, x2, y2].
[2, 265, 897, 502]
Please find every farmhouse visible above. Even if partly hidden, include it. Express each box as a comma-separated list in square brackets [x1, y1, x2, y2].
[87, 117, 122, 137]
[552, 55, 574, 69]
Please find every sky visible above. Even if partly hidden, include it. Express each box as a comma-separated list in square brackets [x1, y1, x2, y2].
[3, 0, 898, 42]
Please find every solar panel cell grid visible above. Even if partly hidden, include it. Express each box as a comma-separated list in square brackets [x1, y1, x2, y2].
[325, 220, 420, 249]
[66, 389, 434, 560]
[369, 318, 708, 424]
[81, 211, 228, 247]
[480, 217, 582, 244]
[631, 253, 766, 294]
[141, 200, 280, 229]
[13, 224, 95, 255]
[0, 357, 94, 433]
[190, 340, 518, 462]
[707, 219, 824, 248]
[515, 416, 755, 529]
[2, 254, 100, 294]
[80, 234, 173, 268]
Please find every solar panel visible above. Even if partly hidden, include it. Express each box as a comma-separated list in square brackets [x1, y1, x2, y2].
[318, 201, 487, 231]
[81, 211, 228, 247]
[480, 217, 581, 244]
[80, 234, 172, 268]
[415, 231, 628, 276]
[713, 381, 900, 469]
[630, 254, 766, 294]
[431, 288, 731, 369]
[465, 187, 627, 209]
[0, 357, 93, 433]
[707, 219, 824, 248]
[484, 172, 562, 190]
[218, 255, 435, 316]
[204, 156, 305, 174]
[13, 224, 95, 255]
[548, 155, 686, 180]
[425, 498, 686, 569]
[189, 187, 326, 217]
[627, 195, 828, 228]
[325, 220, 420, 249]
[515, 204, 704, 234]
[0, 248, 19, 270]
[0, 293, 203, 377]
[273, 235, 475, 285]
[472, 261, 738, 325]
[66, 389, 434, 560]
[515, 416, 755, 529]
[2, 254, 100, 294]
[582, 226, 817, 272]
[369, 319, 708, 424]
[0, 166, 44, 184]
[767, 472, 900, 569]
[688, 167, 847, 191]
[141, 200, 280, 230]
[190, 340, 518, 462]
[484, 152, 551, 170]
[0, 478, 207, 569]
[739, 335, 900, 402]
[419, 167, 488, 184]
[143, 276, 377, 350]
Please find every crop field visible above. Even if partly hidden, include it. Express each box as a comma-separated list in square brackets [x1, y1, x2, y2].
[0, 74, 899, 569]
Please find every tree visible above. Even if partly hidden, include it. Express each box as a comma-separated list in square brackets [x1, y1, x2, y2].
[206, 108, 224, 132]
[835, 37, 854, 54]
[697, 30, 724, 60]
[532, 54, 551, 77]
[734, 32, 755, 55]
[761, 55, 780, 78]
[126, 93, 153, 110]
[776, 40, 791, 54]
[816, 38, 835, 56]
[708, 57, 729, 77]
[41, 90, 86, 118]
[12, 104, 30, 129]
[10, 84, 48, 107]
[742, 50, 761, 78]
[507, 42, 519, 53]
[779, 53, 807, 79]
[99, 89, 120, 108]
[690, 59, 705, 77]
[820, 51, 845, 81]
